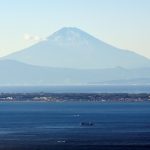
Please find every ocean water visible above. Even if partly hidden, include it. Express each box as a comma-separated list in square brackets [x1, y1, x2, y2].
[0, 102, 150, 150]
[1, 85, 150, 93]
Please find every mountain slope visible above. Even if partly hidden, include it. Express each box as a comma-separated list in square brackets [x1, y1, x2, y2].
[5, 27, 150, 69]
[1, 59, 150, 85]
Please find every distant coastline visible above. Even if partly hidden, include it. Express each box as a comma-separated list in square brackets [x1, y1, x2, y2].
[0, 93, 150, 102]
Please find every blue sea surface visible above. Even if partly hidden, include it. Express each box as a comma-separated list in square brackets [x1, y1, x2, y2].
[1, 85, 150, 93]
[0, 102, 150, 149]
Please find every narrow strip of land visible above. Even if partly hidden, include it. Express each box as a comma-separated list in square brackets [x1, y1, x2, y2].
[0, 93, 150, 102]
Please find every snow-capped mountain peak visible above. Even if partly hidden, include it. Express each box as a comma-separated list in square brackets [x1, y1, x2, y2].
[5, 27, 150, 69]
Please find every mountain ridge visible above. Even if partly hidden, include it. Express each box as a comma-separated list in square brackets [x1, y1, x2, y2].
[5, 27, 150, 69]
[1, 27, 150, 85]
[0, 59, 150, 85]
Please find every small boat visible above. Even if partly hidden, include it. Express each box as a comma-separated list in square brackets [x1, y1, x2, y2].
[80, 122, 94, 126]
[57, 140, 66, 143]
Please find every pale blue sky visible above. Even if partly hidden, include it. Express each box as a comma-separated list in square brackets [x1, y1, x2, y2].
[0, 0, 150, 57]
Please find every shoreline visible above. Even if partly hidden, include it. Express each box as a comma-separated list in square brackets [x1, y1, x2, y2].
[0, 93, 150, 102]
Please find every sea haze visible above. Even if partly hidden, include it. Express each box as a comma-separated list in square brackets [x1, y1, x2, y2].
[0, 85, 150, 93]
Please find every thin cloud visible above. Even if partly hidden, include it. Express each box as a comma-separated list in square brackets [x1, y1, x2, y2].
[24, 34, 47, 42]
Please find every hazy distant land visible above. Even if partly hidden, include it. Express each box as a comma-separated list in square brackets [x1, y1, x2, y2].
[0, 93, 150, 102]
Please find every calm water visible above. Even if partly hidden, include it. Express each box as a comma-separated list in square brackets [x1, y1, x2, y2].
[0, 102, 150, 150]
[1, 85, 150, 93]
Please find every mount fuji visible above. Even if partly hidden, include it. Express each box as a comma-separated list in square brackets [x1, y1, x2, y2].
[1, 27, 150, 85]
[5, 27, 150, 69]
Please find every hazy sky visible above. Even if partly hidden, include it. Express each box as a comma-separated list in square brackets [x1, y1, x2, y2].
[0, 0, 150, 58]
